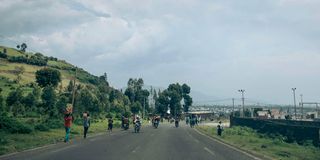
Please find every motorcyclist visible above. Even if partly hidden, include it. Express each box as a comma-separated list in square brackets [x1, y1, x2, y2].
[153, 115, 160, 128]
[175, 116, 179, 128]
[134, 116, 141, 133]
[123, 117, 129, 130]
[186, 116, 190, 125]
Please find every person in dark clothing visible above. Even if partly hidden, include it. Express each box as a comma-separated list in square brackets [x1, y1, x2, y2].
[217, 121, 223, 136]
[83, 112, 90, 138]
[108, 118, 113, 132]
[121, 116, 124, 129]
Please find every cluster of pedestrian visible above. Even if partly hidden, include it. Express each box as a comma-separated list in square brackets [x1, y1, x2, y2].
[64, 105, 225, 144]
[187, 114, 198, 128]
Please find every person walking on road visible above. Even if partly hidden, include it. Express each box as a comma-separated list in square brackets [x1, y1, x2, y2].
[64, 104, 74, 143]
[83, 111, 90, 138]
[108, 117, 113, 132]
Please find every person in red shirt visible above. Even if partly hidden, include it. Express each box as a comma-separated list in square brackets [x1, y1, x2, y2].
[64, 112, 74, 142]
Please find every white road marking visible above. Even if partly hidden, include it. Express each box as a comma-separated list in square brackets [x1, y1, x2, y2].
[50, 145, 75, 153]
[185, 129, 199, 143]
[193, 128, 263, 160]
[131, 146, 141, 153]
[204, 147, 215, 156]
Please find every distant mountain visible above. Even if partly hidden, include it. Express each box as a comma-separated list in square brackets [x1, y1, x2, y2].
[190, 90, 222, 105]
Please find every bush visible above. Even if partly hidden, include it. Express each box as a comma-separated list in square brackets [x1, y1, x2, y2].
[0, 114, 34, 134]
[35, 124, 50, 131]
[7, 56, 47, 66]
[73, 118, 83, 125]
[115, 113, 122, 120]
[45, 119, 63, 129]
[105, 113, 113, 118]
[113, 121, 121, 128]
[25, 112, 39, 118]
[0, 52, 7, 58]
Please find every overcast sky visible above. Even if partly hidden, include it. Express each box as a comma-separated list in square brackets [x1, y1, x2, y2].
[1, 0, 320, 105]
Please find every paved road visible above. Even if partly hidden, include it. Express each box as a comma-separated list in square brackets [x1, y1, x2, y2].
[0, 123, 261, 160]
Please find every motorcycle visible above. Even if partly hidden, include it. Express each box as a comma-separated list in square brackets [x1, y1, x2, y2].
[175, 120, 179, 128]
[134, 121, 141, 133]
[153, 120, 159, 129]
[123, 123, 129, 130]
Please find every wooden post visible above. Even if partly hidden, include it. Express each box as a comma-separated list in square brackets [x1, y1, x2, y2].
[71, 67, 77, 112]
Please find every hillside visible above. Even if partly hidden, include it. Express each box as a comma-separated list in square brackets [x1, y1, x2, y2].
[0, 45, 104, 97]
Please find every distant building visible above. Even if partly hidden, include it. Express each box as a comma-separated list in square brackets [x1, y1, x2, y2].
[306, 112, 318, 119]
[270, 109, 285, 119]
[257, 111, 270, 119]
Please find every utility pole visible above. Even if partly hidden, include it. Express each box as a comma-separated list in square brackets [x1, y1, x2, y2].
[71, 67, 77, 111]
[238, 89, 245, 117]
[292, 88, 297, 119]
[232, 98, 235, 117]
[143, 97, 145, 119]
[317, 103, 319, 117]
[300, 94, 303, 119]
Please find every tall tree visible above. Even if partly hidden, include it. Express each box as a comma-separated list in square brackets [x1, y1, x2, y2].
[131, 101, 142, 114]
[182, 84, 192, 113]
[155, 91, 169, 116]
[124, 78, 150, 115]
[6, 88, 24, 115]
[17, 43, 27, 52]
[0, 89, 5, 112]
[35, 68, 61, 88]
[155, 83, 193, 116]
[167, 83, 183, 116]
[14, 66, 25, 83]
[6, 88, 23, 110]
[41, 86, 57, 117]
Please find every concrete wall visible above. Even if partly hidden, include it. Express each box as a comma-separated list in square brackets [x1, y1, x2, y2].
[230, 116, 320, 146]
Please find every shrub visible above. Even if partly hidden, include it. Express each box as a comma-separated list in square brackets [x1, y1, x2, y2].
[0, 53, 7, 58]
[113, 121, 121, 128]
[7, 56, 47, 66]
[115, 113, 122, 120]
[25, 112, 39, 118]
[73, 118, 83, 125]
[105, 113, 113, 118]
[0, 114, 34, 134]
[45, 119, 63, 129]
[35, 124, 50, 131]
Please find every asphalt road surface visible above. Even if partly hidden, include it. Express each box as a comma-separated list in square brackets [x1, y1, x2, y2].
[0, 123, 262, 160]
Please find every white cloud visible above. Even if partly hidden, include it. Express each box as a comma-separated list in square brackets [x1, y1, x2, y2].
[1, 0, 320, 104]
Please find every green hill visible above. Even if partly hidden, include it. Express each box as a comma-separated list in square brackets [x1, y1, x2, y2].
[0, 45, 106, 97]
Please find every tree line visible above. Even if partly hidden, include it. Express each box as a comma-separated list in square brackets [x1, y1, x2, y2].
[0, 66, 192, 134]
[0, 68, 193, 119]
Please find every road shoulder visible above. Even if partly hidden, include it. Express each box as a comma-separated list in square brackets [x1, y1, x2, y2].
[193, 127, 273, 160]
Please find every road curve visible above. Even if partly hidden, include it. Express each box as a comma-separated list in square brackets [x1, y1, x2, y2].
[0, 123, 260, 160]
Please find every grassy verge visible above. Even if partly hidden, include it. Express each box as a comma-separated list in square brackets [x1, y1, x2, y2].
[196, 126, 320, 160]
[0, 120, 121, 156]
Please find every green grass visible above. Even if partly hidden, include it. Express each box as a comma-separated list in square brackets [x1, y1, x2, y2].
[196, 126, 320, 160]
[0, 46, 25, 57]
[47, 60, 74, 70]
[0, 119, 121, 155]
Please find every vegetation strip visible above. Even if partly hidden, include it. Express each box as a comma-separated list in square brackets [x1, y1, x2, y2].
[196, 126, 320, 160]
